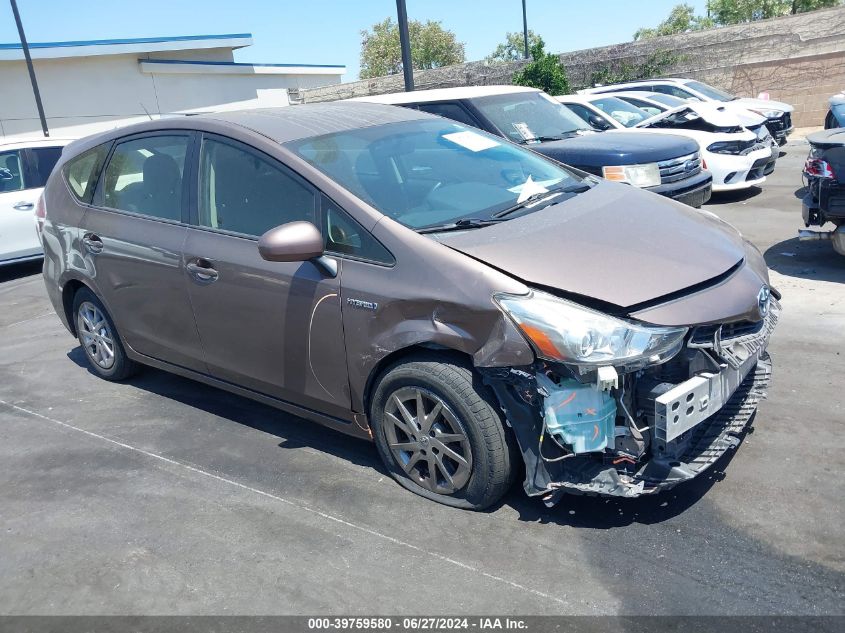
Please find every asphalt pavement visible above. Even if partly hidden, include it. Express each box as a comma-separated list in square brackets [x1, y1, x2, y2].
[0, 140, 843, 615]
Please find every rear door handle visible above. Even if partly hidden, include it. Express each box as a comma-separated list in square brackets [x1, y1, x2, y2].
[82, 233, 104, 254]
[186, 258, 219, 283]
[13, 201, 34, 210]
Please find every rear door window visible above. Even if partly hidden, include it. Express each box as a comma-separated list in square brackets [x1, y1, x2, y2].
[198, 135, 317, 237]
[0, 150, 25, 193]
[99, 135, 190, 221]
[26, 147, 64, 188]
[65, 144, 109, 203]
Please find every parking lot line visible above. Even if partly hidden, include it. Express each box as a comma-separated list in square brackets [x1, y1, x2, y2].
[1, 311, 55, 329]
[0, 398, 569, 607]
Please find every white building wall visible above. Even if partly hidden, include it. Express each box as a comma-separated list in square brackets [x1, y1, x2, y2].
[0, 50, 343, 141]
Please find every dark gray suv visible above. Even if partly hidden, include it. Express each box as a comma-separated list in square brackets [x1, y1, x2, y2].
[41, 102, 778, 509]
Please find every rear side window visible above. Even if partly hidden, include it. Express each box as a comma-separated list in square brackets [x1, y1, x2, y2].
[65, 145, 109, 203]
[0, 150, 25, 193]
[198, 136, 316, 237]
[100, 135, 189, 221]
[416, 102, 479, 128]
[322, 195, 393, 265]
[27, 147, 63, 188]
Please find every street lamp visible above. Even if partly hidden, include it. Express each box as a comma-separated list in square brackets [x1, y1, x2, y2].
[9, 0, 49, 137]
[396, 0, 414, 91]
[522, 0, 529, 59]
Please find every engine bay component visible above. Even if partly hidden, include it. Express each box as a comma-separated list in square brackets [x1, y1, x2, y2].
[536, 372, 616, 454]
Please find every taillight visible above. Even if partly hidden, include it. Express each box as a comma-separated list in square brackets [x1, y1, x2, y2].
[804, 157, 836, 179]
[35, 193, 46, 241]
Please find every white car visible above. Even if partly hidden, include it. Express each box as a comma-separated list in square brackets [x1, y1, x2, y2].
[557, 96, 777, 193]
[0, 138, 71, 266]
[578, 78, 794, 145]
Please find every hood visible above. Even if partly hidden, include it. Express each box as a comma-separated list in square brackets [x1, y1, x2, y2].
[729, 97, 794, 115]
[434, 180, 746, 310]
[639, 102, 765, 129]
[533, 131, 699, 168]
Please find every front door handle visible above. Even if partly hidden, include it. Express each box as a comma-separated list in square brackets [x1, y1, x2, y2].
[186, 258, 219, 283]
[13, 201, 34, 210]
[82, 233, 104, 254]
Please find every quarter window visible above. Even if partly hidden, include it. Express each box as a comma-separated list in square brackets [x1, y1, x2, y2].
[198, 137, 316, 237]
[322, 196, 393, 265]
[101, 135, 189, 221]
[0, 151, 25, 193]
[65, 144, 109, 203]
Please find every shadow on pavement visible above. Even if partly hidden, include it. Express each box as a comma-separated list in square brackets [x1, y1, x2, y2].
[764, 236, 845, 283]
[65, 346, 384, 474]
[0, 260, 42, 284]
[704, 186, 763, 206]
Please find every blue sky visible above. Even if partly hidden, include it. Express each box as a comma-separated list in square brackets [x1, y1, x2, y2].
[0, 0, 708, 80]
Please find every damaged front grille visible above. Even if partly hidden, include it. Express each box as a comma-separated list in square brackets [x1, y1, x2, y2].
[658, 151, 701, 184]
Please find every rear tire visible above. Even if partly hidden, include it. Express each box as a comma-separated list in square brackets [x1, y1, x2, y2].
[72, 288, 138, 381]
[370, 356, 517, 510]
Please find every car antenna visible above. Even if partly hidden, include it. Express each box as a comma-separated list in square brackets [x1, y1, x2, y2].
[140, 102, 154, 121]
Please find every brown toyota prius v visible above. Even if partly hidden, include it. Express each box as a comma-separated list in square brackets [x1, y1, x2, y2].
[40, 102, 779, 509]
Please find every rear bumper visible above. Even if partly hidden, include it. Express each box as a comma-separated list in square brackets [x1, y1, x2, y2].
[645, 170, 713, 207]
[803, 180, 845, 225]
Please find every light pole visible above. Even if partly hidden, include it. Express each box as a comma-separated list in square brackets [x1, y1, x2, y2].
[396, 0, 414, 91]
[9, 0, 49, 137]
[522, 0, 529, 59]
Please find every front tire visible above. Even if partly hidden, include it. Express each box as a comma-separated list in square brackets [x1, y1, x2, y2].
[370, 357, 517, 510]
[72, 288, 138, 381]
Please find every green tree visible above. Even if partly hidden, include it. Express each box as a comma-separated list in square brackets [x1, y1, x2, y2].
[359, 18, 465, 79]
[707, 0, 840, 23]
[512, 39, 569, 96]
[486, 30, 543, 62]
[634, 3, 714, 39]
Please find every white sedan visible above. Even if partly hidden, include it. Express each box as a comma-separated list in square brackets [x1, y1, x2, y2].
[556, 96, 777, 193]
[1, 138, 71, 266]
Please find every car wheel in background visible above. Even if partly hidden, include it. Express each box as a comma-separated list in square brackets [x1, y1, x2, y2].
[72, 288, 138, 381]
[369, 356, 518, 510]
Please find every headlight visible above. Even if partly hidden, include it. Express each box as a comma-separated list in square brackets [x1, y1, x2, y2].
[707, 140, 753, 155]
[602, 163, 661, 188]
[749, 108, 783, 120]
[495, 290, 688, 368]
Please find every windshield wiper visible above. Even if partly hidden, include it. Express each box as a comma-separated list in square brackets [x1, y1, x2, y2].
[493, 183, 593, 219]
[416, 217, 503, 234]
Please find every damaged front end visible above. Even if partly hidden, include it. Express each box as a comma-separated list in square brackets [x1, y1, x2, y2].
[481, 290, 780, 505]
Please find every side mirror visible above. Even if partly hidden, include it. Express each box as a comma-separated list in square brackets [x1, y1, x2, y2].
[588, 115, 612, 131]
[258, 221, 324, 262]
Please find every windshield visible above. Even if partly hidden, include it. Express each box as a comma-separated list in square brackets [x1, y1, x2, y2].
[589, 97, 651, 127]
[686, 81, 736, 102]
[647, 93, 687, 108]
[288, 119, 581, 231]
[473, 91, 591, 143]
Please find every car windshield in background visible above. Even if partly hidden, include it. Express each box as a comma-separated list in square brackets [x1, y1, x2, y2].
[289, 119, 581, 231]
[647, 93, 688, 108]
[473, 92, 591, 143]
[589, 97, 651, 127]
[686, 81, 736, 102]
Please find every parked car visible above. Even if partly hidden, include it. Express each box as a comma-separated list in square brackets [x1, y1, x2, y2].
[799, 128, 845, 256]
[825, 91, 845, 129]
[1, 138, 70, 266]
[561, 97, 776, 193]
[41, 103, 778, 509]
[580, 78, 794, 146]
[353, 86, 712, 208]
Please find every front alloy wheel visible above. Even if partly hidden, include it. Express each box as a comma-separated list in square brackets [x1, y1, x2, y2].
[384, 387, 473, 495]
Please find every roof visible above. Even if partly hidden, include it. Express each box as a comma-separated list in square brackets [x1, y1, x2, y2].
[0, 138, 74, 150]
[0, 33, 254, 61]
[578, 78, 689, 94]
[67, 102, 430, 152]
[350, 85, 539, 105]
[555, 95, 593, 104]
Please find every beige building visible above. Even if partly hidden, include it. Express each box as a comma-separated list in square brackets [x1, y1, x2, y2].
[0, 33, 345, 141]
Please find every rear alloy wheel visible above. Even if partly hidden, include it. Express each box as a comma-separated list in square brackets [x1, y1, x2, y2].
[72, 288, 138, 381]
[370, 357, 517, 509]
